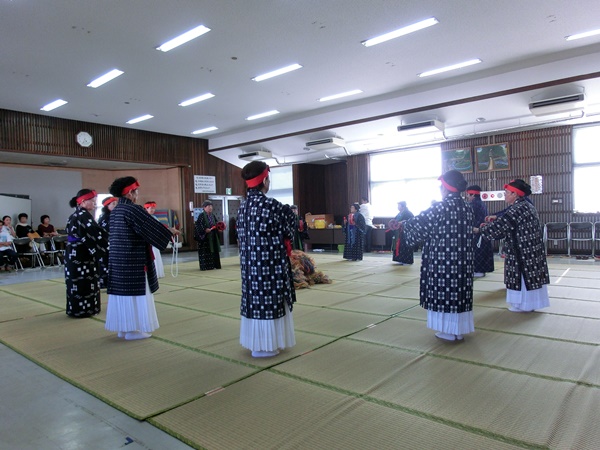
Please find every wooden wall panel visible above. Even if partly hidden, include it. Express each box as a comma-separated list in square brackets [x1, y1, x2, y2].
[444, 125, 599, 225]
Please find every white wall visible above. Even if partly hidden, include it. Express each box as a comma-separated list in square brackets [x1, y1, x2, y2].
[0, 166, 82, 229]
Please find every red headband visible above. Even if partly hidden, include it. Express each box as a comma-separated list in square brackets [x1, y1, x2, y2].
[504, 183, 525, 197]
[246, 167, 270, 188]
[77, 190, 97, 205]
[438, 176, 458, 192]
[122, 181, 140, 195]
[144, 202, 157, 208]
[102, 196, 118, 207]
[466, 189, 480, 195]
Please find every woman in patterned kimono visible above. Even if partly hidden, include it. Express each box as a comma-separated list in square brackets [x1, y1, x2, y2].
[342, 203, 366, 261]
[144, 201, 165, 278]
[466, 185, 494, 277]
[97, 196, 118, 289]
[64, 189, 108, 317]
[402, 170, 475, 341]
[391, 201, 414, 265]
[477, 179, 550, 312]
[194, 200, 222, 271]
[238, 161, 297, 358]
[104, 177, 178, 340]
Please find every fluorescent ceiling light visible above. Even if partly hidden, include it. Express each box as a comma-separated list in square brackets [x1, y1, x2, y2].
[87, 69, 124, 88]
[246, 110, 280, 121]
[192, 126, 218, 135]
[252, 64, 302, 82]
[126, 114, 153, 124]
[565, 28, 600, 41]
[156, 25, 211, 52]
[361, 17, 439, 47]
[179, 93, 215, 107]
[418, 58, 482, 77]
[318, 89, 363, 102]
[40, 99, 67, 111]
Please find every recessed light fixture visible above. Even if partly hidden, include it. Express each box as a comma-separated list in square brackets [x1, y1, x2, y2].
[126, 114, 154, 124]
[178, 93, 215, 107]
[252, 64, 302, 82]
[246, 110, 280, 121]
[565, 28, 600, 41]
[87, 69, 124, 88]
[418, 59, 482, 77]
[361, 17, 439, 47]
[318, 89, 363, 102]
[192, 126, 218, 135]
[156, 25, 211, 52]
[40, 99, 68, 111]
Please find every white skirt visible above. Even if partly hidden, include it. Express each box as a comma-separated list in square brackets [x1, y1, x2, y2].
[105, 275, 159, 333]
[506, 275, 550, 311]
[427, 310, 475, 336]
[152, 246, 165, 278]
[240, 302, 296, 352]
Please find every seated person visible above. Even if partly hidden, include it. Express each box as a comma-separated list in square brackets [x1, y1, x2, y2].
[1, 216, 18, 271]
[37, 215, 59, 238]
[14, 213, 36, 253]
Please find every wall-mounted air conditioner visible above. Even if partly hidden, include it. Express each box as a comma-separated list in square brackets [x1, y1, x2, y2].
[238, 150, 272, 161]
[397, 119, 445, 135]
[529, 93, 585, 116]
[305, 137, 345, 150]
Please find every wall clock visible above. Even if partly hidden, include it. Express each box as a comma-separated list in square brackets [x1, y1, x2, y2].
[76, 131, 93, 147]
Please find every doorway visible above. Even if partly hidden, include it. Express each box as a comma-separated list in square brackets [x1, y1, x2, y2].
[208, 195, 243, 249]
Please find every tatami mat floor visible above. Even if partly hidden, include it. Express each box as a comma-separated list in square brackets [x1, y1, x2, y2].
[1, 249, 598, 449]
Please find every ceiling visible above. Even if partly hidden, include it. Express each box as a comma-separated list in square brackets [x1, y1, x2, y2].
[2, 0, 600, 170]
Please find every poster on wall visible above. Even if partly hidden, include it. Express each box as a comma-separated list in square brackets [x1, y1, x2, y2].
[441, 148, 473, 173]
[194, 175, 216, 193]
[475, 143, 510, 172]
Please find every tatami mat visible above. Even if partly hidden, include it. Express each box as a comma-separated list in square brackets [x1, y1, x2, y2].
[150, 371, 524, 450]
[2, 254, 600, 448]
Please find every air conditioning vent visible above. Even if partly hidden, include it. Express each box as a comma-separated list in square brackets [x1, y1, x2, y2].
[238, 150, 272, 161]
[397, 120, 444, 135]
[529, 93, 585, 116]
[305, 137, 345, 150]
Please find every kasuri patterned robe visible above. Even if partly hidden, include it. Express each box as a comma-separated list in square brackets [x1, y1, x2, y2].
[479, 197, 549, 291]
[392, 208, 415, 264]
[343, 212, 366, 261]
[64, 207, 108, 317]
[107, 197, 172, 296]
[237, 189, 297, 320]
[403, 193, 474, 313]
[97, 211, 110, 288]
[194, 211, 222, 270]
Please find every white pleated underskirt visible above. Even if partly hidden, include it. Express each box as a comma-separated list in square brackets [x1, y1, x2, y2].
[152, 246, 165, 278]
[506, 275, 550, 311]
[427, 309, 475, 336]
[240, 302, 296, 352]
[105, 275, 159, 333]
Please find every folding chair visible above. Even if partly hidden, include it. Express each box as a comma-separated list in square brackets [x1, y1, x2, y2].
[543, 222, 569, 256]
[13, 237, 44, 268]
[51, 235, 68, 266]
[33, 237, 53, 267]
[595, 222, 600, 258]
[568, 222, 594, 257]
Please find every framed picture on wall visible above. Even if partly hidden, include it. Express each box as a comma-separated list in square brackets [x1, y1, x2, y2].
[475, 143, 510, 172]
[442, 148, 473, 173]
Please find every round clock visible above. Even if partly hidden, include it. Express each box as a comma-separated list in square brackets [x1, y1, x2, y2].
[76, 131, 93, 148]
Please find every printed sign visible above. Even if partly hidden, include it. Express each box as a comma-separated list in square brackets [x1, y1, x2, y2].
[194, 175, 216, 193]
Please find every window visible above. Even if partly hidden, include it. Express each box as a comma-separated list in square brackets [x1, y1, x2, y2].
[370, 146, 442, 217]
[268, 166, 294, 206]
[573, 124, 600, 213]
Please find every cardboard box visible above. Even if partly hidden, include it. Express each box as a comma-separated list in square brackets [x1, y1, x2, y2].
[305, 213, 335, 229]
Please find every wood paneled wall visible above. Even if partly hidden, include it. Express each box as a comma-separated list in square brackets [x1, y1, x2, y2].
[444, 125, 599, 225]
[293, 162, 349, 224]
[0, 108, 242, 246]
